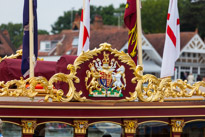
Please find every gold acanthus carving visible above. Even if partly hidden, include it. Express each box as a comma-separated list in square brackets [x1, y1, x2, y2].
[131, 65, 205, 102]
[171, 119, 185, 132]
[0, 50, 22, 63]
[21, 120, 37, 134]
[0, 64, 79, 102]
[123, 120, 138, 134]
[0, 43, 205, 102]
[44, 64, 79, 102]
[74, 43, 136, 73]
[0, 49, 43, 63]
[73, 120, 88, 134]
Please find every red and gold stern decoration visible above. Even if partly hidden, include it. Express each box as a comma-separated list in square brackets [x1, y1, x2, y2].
[2, 43, 205, 103]
[74, 43, 137, 101]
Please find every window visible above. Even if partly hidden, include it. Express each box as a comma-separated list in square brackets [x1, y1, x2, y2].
[40, 41, 50, 51]
[45, 43, 50, 50]
[40, 41, 58, 52]
[187, 53, 191, 57]
[51, 41, 58, 49]
[0, 40, 2, 44]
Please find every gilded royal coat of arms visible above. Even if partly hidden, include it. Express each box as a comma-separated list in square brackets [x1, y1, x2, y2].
[85, 52, 126, 97]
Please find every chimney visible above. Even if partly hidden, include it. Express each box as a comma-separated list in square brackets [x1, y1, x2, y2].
[72, 13, 81, 30]
[56, 42, 64, 55]
[94, 15, 103, 29]
[195, 28, 198, 34]
[2, 30, 10, 40]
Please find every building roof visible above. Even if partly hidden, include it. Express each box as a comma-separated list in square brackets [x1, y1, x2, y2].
[38, 29, 197, 58]
[90, 27, 128, 50]
[145, 32, 196, 57]
[38, 26, 129, 56]
[36, 14, 199, 58]
[0, 30, 15, 57]
[38, 28, 197, 58]
[37, 12, 198, 59]
[38, 30, 79, 56]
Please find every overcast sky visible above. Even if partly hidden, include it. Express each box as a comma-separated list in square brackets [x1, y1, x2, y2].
[0, 0, 124, 32]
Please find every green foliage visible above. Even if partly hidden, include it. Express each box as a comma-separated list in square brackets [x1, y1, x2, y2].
[38, 29, 49, 35]
[51, 5, 119, 34]
[141, 0, 205, 39]
[98, 5, 118, 25]
[0, 23, 23, 49]
[141, 0, 169, 33]
[180, 0, 205, 38]
[51, 10, 81, 34]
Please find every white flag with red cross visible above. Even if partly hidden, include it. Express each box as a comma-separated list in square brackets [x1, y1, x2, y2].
[77, 0, 90, 56]
[161, 0, 180, 78]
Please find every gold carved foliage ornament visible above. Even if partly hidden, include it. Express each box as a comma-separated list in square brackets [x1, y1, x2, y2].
[0, 43, 205, 102]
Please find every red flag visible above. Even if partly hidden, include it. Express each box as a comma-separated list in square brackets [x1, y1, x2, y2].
[77, 0, 90, 56]
[124, 0, 137, 64]
[161, 0, 180, 78]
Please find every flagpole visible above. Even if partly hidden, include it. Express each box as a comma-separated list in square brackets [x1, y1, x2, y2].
[136, 0, 143, 67]
[29, 0, 34, 78]
[81, 0, 85, 50]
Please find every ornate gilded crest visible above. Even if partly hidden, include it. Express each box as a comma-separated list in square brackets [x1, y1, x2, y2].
[85, 52, 126, 97]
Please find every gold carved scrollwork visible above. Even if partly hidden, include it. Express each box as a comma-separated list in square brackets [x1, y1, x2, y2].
[0, 50, 22, 63]
[164, 79, 205, 98]
[0, 77, 38, 98]
[73, 120, 88, 134]
[0, 64, 79, 102]
[0, 76, 50, 98]
[0, 49, 43, 63]
[1, 43, 205, 102]
[123, 120, 138, 134]
[45, 64, 79, 102]
[171, 119, 185, 133]
[21, 120, 37, 134]
[131, 64, 205, 102]
[131, 66, 171, 102]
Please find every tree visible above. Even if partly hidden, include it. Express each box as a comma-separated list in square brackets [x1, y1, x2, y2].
[180, 0, 205, 38]
[0, 23, 23, 49]
[98, 5, 118, 25]
[51, 0, 204, 38]
[51, 5, 119, 34]
[141, 0, 169, 34]
[90, 5, 118, 25]
[38, 29, 49, 35]
[141, 0, 205, 39]
[51, 10, 81, 34]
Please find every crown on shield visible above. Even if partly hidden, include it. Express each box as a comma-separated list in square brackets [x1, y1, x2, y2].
[102, 52, 110, 68]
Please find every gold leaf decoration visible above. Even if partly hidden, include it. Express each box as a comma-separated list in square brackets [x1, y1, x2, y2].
[0, 43, 205, 102]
